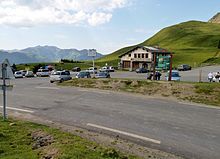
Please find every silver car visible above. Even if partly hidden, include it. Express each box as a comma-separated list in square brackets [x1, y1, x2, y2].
[50, 70, 72, 83]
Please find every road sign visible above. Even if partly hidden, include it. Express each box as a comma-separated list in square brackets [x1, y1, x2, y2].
[0, 59, 15, 79]
[0, 59, 14, 120]
[88, 49, 97, 57]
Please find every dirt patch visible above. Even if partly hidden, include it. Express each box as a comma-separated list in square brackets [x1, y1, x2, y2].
[32, 130, 54, 149]
[31, 130, 58, 159]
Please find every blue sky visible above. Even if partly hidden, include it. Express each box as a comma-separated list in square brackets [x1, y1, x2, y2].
[0, 0, 219, 54]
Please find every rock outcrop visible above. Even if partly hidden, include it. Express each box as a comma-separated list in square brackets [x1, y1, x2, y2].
[209, 13, 220, 23]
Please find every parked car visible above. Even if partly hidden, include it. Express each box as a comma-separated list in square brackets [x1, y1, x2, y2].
[136, 68, 148, 73]
[99, 66, 110, 72]
[19, 70, 27, 76]
[177, 64, 191, 71]
[95, 72, 110, 78]
[72, 67, 81, 72]
[36, 69, 50, 77]
[165, 70, 181, 81]
[25, 71, 35, 78]
[50, 70, 72, 83]
[76, 71, 91, 78]
[87, 67, 97, 74]
[100, 66, 115, 72]
[14, 71, 23, 78]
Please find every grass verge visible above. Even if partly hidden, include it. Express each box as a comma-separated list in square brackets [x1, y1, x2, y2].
[59, 79, 220, 107]
[0, 118, 139, 159]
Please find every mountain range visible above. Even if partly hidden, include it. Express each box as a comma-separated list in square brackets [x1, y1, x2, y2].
[0, 46, 103, 64]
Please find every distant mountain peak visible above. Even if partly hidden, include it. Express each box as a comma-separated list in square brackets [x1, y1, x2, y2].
[209, 12, 220, 23]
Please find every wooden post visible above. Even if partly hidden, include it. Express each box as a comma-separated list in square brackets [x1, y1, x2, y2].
[168, 54, 173, 81]
[153, 52, 157, 80]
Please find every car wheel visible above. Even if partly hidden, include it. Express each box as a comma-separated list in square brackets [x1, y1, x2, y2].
[59, 79, 64, 83]
[50, 81, 54, 83]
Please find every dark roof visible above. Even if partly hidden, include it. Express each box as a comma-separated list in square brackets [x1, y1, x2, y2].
[119, 46, 171, 58]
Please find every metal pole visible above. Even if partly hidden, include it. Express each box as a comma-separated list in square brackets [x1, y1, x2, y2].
[2, 63, 7, 120]
[93, 56, 95, 78]
[199, 69, 202, 82]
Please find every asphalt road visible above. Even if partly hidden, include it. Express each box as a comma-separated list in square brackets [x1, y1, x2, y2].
[1, 77, 220, 159]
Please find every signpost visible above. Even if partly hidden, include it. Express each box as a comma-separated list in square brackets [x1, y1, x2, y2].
[88, 49, 97, 78]
[0, 59, 14, 120]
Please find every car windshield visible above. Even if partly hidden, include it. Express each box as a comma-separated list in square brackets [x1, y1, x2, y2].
[52, 72, 60, 75]
[98, 72, 106, 76]
[172, 72, 180, 77]
[42, 69, 49, 72]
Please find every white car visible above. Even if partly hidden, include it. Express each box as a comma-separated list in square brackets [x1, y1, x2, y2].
[87, 67, 97, 74]
[50, 70, 72, 83]
[165, 70, 181, 81]
[25, 71, 35, 78]
[99, 66, 115, 72]
[36, 69, 50, 77]
[14, 71, 23, 78]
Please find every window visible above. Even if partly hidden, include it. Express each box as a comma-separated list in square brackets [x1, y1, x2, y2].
[138, 54, 141, 58]
[129, 54, 131, 57]
[142, 54, 144, 58]
[134, 54, 137, 58]
[146, 54, 148, 58]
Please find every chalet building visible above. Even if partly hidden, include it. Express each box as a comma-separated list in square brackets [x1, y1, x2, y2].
[119, 46, 171, 71]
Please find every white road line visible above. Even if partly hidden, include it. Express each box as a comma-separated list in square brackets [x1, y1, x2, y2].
[78, 89, 111, 94]
[0, 106, 34, 113]
[35, 86, 60, 90]
[87, 123, 161, 144]
[178, 101, 220, 110]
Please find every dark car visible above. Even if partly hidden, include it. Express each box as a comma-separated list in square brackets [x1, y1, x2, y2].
[76, 71, 91, 78]
[177, 64, 191, 71]
[95, 72, 110, 78]
[72, 67, 81, 72]
[135, 68, 148, 73]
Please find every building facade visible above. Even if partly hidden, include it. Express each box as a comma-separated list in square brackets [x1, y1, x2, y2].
[119, 46, 171, 71]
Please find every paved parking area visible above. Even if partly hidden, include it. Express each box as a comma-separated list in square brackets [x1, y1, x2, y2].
[71, 65, 220, 82]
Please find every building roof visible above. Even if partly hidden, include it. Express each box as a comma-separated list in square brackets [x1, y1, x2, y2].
[119, 46, 171, 58]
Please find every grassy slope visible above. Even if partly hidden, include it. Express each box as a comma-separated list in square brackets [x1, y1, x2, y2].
[97, 21, 220, 67]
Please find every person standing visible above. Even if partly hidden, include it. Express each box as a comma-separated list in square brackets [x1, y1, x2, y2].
[216, 72, 220, 82]
[208, 72, 213, 82]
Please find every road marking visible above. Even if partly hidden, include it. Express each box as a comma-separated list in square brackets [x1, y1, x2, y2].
[178, 101, 220, 110]
[35, 86, 60, 90]
[78, 89, 111, 95]
[87, 123, 161, 144]
[0, 106, 34, 113]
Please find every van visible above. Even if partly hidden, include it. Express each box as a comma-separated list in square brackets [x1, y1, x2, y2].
[36, 69, 50, 77]
[50, 70, 72, 83]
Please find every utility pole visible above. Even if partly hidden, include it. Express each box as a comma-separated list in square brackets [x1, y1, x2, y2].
[168, 54, 173, 81]
[2, 63, 7, 120]
[92, 56, 95, 78]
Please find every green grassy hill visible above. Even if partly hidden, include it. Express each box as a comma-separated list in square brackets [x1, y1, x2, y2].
[97, 21, 220, 67]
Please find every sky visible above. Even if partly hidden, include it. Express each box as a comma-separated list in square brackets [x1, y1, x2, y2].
[0, 0, 219, 54]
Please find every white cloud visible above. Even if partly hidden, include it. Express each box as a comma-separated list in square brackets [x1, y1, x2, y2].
[0, 0, 129, 27]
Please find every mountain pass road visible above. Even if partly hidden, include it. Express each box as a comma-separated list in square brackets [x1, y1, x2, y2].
[1, 77, 220, 159]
